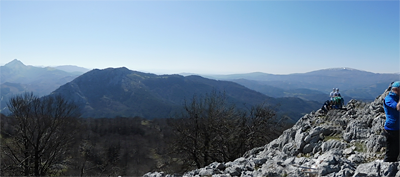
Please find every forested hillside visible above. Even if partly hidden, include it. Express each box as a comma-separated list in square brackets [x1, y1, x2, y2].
[0, 92, 291, 176]
[51, 67, 320, 121]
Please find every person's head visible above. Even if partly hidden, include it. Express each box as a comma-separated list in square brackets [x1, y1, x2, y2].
[332, 88, 335, 91]
[336, 88, 339, 92]
[391, 81, 400, 94]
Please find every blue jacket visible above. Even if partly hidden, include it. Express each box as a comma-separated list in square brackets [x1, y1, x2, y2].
[384, 91, 400, 130]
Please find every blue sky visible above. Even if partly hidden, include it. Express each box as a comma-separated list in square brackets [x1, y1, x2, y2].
[1, 1, 399, 74]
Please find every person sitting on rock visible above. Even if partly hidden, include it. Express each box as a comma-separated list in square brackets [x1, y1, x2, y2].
[332, 95, 344, 109]
[321, 100, 332, 112]
[330, 88, 335, 100]
[335, 88, 341, 97]
[383, 81, 400, 162]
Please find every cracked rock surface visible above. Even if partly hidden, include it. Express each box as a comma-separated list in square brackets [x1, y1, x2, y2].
[144, 87, 400, 177]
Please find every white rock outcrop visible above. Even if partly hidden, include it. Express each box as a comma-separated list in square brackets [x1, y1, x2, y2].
[145, 87, 399, 177]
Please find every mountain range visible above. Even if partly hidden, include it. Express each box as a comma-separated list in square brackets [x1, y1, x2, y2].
[1, 59, 398, 121]
[0, 59, 88, 111]
[1, 59, 88, 95]
[50, 67, 320, 120]
[201, 68, 399, 103]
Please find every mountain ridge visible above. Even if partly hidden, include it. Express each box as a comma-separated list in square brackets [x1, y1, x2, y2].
[0, 60, 84, 113]
[53, 65, 90, 74]
[4, 59, 27, 69]
[50, 67, 320, 120]
[2, 59, 397, 119]
[203, 68, 399, 103]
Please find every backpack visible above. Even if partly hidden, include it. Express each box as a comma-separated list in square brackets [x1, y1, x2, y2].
[331, 97, 343, 109]
[333, 97, 343, 106]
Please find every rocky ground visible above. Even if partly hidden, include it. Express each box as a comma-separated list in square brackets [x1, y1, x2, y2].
[144, 87, 400, 177]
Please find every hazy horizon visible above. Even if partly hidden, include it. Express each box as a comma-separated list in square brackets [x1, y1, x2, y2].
[1, 1, 399, 75]
[2, 58, 399, 76]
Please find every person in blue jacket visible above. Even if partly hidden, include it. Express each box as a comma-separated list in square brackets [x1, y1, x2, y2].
[383, 81, 400, 162]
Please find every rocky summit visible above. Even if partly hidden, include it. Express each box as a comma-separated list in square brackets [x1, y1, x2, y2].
[144, 86, 400, 177]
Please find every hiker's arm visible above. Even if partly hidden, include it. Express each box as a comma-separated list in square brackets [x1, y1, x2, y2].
[387, 98, 400, 111]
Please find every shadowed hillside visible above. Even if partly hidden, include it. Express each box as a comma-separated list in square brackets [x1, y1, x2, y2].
[51, 67, 320, 120]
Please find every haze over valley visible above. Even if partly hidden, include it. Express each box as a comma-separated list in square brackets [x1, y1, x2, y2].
[1, 1, 399, 176]
[1, 59, 399, 176]
[1, 59, 398, 121]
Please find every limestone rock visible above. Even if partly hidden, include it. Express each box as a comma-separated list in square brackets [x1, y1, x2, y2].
[145, 87, 398, 177]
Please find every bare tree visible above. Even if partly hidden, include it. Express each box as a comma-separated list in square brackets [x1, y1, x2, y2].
[169, 90, 288, 171]
[169, 90, 236, 168]
[1, 92, 81, 176]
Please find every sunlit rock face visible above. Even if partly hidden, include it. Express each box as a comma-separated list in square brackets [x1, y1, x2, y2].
[144, 85, 400, 177]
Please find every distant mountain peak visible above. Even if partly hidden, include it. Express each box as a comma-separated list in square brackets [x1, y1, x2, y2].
[4, 59, 27, 69]
[303, 67, 372, 76]
[54, 65, 90, 74]
[324, 67, 358, 71]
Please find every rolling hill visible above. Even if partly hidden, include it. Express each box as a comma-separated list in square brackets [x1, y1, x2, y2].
[50, 67, 320, 120]
[204, 68, 399, 103]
